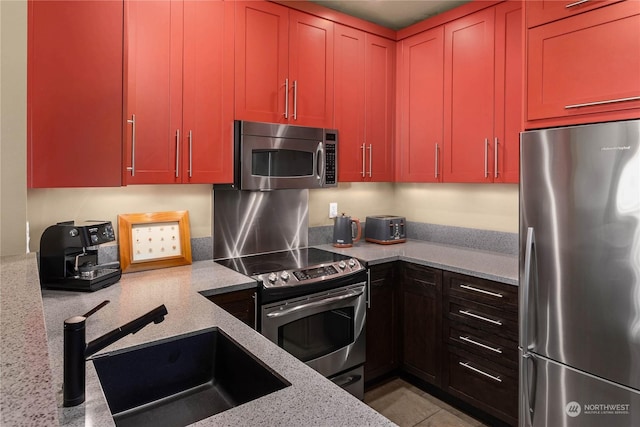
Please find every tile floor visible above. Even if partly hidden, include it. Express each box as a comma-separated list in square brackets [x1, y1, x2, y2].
[364, 378, 488, 427]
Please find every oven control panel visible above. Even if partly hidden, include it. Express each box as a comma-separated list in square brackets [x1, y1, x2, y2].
[260, 258, 363, 289]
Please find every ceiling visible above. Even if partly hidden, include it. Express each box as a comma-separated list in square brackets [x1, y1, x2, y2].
[308, 0, 471, 30]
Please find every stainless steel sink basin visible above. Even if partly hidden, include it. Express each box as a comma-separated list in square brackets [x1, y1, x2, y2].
[93, 328, 290, 427]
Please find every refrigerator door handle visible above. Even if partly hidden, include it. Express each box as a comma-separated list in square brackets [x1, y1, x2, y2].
[520, 351, 536, 427]
[521, 227, 536, 350]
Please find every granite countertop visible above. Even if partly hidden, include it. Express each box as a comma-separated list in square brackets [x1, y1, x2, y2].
[0, 239, 517, 426]
[0, 255, 394, 427]
[317, 239, 519, 286]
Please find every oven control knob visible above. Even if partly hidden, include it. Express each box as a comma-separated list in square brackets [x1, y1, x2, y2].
[268, 273, 278, 283]
[348, 258, 357, 268]
[338, 261, 347, 270]
[280, 271, 290, 281]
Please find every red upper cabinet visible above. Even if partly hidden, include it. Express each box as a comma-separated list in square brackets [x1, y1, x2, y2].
[365, 34, 395, 181]
[526, 0, 640, 128]
[335, 26, 394, 182]
[334, 24, 366, 182]
[182, 0, 234, 183]
[443, 7, 496, 183]
[28, 0, 123, 188]
[494, 0, 522, 183]
[526, 0, 621, 27]
[235, 1, 334, 128]
[396, 26, 445, 183]
[125, 0, 233, 184]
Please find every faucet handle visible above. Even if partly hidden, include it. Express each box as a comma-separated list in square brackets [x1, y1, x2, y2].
[82, 300, 110, 319]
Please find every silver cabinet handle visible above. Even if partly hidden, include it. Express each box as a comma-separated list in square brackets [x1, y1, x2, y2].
[361, 144, 366, 178]
[293, 80, 298, 120]
[459, 336, 503, 354]
[284, 78, 289, 119]
[565, 0, 589, 8]
[175, 129, 180, 178]
[459, 362, 502, 383]
[565, 96, 640, 109]
[126, 114, 136, 176]
[188, 130, 193, 178]
[459, 309, 503, 326]
[366, 268, 371, 309]
[266, 289, 363, 318]
[435, 143, 439, 178]
[460, 284, 503, 298]
[368, 144, 372, 178]
[484, 138, 489, 178]
[494, 137, 499, 178]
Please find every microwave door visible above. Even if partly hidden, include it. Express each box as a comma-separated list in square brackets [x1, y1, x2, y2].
[241, 135, 319, 190]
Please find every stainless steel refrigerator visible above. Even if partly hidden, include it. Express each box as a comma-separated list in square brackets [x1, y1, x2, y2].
[519, 119, 640, 427]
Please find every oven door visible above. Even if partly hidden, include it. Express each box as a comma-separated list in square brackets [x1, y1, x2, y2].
[260, 283, 366, 378]
[240, 135, 325, 190]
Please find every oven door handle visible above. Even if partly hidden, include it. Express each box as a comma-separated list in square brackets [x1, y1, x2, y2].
[266, 289, 363, 318]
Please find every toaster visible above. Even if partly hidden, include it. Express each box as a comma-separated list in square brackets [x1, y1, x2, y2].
[365, 215, 406, 244]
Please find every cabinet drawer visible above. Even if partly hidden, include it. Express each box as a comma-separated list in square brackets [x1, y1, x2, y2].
[445, 271, 517, 311]
[445, 346, 518, 424]
[447, 299, 517, 341]
[447, 321, 517, 369]
[526, 0, 621, 28]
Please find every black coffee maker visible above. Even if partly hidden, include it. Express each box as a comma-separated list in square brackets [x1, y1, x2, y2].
[39, 221, 122, 291]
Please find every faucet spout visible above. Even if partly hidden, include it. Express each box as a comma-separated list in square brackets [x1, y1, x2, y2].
[85, 305, 168, 358]
[63, 304, 168, 407]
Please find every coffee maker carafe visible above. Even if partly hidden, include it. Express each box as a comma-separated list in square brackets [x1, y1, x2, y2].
[333, 214, 362, 248]
[39, 221, 122, 291]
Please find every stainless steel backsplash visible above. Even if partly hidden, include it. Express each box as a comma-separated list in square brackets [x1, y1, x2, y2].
[213, 188, 309, 259]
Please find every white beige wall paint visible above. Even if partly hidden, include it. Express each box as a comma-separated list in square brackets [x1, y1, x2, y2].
[308, 182, 396, 226]
[27, 185, 213, 252]
[0, 0, 28, 256]
[394, 183, 519, 232]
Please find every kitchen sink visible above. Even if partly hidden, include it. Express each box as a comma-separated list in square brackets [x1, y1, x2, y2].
[93, 328, 290, 427]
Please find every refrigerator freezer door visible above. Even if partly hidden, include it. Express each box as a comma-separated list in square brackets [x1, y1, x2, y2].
[520, 352, 640, 427]
[520, 120, 640, 389]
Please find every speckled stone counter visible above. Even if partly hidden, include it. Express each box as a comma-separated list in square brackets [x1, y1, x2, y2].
[316, 239, 518, 286]
[1, 255, 395, 427]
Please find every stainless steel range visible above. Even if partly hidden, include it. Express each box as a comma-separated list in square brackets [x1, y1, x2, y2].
[216, 247, 367, 400]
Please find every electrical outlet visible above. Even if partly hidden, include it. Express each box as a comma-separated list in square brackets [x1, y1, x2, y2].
[329, 202, 338, 218]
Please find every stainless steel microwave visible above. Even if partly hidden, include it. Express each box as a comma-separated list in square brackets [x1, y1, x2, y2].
[233, 120, 337, 190]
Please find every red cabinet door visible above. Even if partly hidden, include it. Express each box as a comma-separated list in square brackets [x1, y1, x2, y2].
[443, 7, 495, 183]
[334, 24, 366, 182]
[365, 34, 395, 182]
[182, 0, 233, 184]
[526, 0, 640, 127]
[289, 10, 334, 128]
[397, 26, 444, 183]
[234, 1, 289, 124]
[494, 0, 522, 184]
[124, 0, 183, 184]
[28, 0, 123, 188]
[526, 0, 621, 28]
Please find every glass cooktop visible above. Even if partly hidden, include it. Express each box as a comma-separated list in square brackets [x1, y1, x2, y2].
[215, 248, 352, 277]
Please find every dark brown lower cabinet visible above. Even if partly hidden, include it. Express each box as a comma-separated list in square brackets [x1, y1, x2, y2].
[365, 263, 399, 385]
[400, 262, 442, 387]
[206, 288, 256, 328]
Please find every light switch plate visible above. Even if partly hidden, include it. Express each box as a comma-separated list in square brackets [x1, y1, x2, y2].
[329, 202, 338, 218]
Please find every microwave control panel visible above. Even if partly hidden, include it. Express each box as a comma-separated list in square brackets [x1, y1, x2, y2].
[325, 132, 337, 185]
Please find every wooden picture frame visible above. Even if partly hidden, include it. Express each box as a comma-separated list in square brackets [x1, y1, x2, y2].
[117, 210, 192, 273]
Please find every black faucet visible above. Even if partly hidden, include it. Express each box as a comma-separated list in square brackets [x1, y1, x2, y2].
[63, 300, 168, 407]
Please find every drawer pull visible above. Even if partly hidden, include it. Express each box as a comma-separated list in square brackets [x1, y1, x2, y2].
[565, 96, 640, 110]
[459, 336, 503, 354]
[565, 0, 589, 8]
[460, 284, 503, 298]
[459, 362, 502, 383]
[459, 310, 503, 326]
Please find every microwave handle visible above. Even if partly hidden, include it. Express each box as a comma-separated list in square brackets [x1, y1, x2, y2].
[316, 142, 325, 184]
